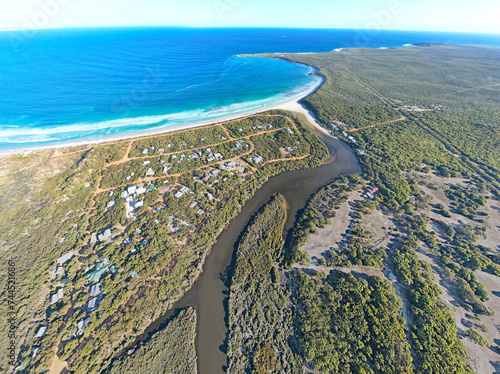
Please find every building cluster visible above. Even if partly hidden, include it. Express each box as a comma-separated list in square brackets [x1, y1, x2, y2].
[250, 155, 264, 164]
[121, 185, 146, 219]
[34, 250, 115, 358]
[365, 186, 379, 200]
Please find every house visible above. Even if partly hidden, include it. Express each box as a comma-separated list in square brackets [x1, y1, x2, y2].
[146, 184, 157, 192]
[125, 202, 135, 219]
[76, 317, 89, 337]
[89, 283, 101, 297]
[251, 155, 263, 164]
[174, 191, 183, 199]
[56, 252, 74, 266]
[134, 201, 144, 209]
[210, 169, 221, 177]
[97, 229, 112, 242]
[35, 326, 47, 338]
[189, 201, 198, 208]
[32, 347, 40, 358]
[50, 294, 57, 304]
[86, 264, 110, 282]
[206, 193, 214, 201]
[108, 191, 114, 197]
[87, 297, 99, 312]
[201, 173, 211, 182]
[143, 160, 151, 165]
[214, 153, 224, 160]
[142, 149, 149, 154]
[127, 185, 137, 195]
[90, 233, 98, 246]
[120, 191, 129, 199]
[140, 239, 149, 245]
[145, 168, 155, 177]
[136, 186, 147, 195]
[106, 200, 116, 209]
[50, 290, 62, 304]
[197, 209, 206, 216]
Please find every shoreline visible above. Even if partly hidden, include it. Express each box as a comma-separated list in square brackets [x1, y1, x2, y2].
[0, 62, 325, 157]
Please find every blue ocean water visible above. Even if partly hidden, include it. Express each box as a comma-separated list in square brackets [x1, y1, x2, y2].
[0, 27, 499, 151]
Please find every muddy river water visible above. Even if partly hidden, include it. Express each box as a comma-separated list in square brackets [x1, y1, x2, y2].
[131, 112, 361, 374]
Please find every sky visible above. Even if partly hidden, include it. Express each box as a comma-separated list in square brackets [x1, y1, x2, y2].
[1, 0, 499, 34]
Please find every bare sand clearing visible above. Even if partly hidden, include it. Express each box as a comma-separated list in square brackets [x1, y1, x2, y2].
[417, 246, 500, 374]
[300, 190, 363, 261]
[477, 197, 500, 251]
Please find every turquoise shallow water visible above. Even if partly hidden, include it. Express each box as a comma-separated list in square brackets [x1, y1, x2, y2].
[0, 27, 499, 151]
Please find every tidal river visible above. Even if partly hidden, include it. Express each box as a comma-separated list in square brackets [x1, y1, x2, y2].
[126, 110, 361, 374]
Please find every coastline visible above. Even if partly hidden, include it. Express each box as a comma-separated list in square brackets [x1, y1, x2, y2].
[0, 61, 325, 157]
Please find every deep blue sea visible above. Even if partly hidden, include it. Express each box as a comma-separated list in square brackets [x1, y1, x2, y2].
[0, 27, 499, 151]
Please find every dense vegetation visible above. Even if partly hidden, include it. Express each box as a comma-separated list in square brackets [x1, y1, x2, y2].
[0, 111, 328, 373]
[107, 307, 197, 374]
[226, 195, 303, 373]
[2, 43, 499, 374]
[392, 237, 473, 373]
[226, 194, 414, 374]
[292, 270, 413, 374]
[286, 44, 500, 195]
[285, 44, 499, 373]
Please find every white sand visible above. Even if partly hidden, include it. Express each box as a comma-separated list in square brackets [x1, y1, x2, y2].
[0, 73, 326, 156]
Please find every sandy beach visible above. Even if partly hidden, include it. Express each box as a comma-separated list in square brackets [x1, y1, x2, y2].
[0, 64, 325, 157]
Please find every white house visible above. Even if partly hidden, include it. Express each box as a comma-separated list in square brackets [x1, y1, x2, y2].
[35, 326, 47, 338]
[56, 252, 74, 266]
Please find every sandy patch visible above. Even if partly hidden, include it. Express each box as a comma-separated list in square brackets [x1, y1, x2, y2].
[300, 190, 363, 261]
[476, 198, 500, 251]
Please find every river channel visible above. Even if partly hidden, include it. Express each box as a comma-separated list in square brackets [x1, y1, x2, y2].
[126, 111, 362, 374]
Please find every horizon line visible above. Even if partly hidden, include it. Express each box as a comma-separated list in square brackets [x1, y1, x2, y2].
[1, 25, 499, 35]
